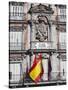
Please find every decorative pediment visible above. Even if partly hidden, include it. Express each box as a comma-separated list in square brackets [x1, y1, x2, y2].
[28, 4, 54, 14]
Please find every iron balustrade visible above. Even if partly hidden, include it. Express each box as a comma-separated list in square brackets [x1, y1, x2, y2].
[9, 13, 66, 22]
[9, 72, 66, 86]
[9, 12, 27, 20]
[10, 42, 24, 50]
[9, 42, 66, 50]
[58, 42, 66, 49]
[56, 15, 66, 22]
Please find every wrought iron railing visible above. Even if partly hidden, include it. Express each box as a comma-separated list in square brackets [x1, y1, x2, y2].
[9, 72, 66, 86]
[56, 15, 66, 22]
[9, 12, 27, 20]
[9, 42, 66, 50]
[10, 42, 24, 50]
[58, 42, 66, 49]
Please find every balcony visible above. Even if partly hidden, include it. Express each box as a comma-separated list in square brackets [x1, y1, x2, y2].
[10, 42, 24, 50]
[9, 12, 27, 20]
[31, 41, 53, 49]
[58, 42, 66, 49]
[9, 72, 66, 87]
[56, 15, 66, 22]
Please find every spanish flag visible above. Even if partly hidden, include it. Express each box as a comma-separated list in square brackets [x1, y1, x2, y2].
[29, 54, 44, 83]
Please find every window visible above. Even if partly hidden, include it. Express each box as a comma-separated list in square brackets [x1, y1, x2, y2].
[10, 63, 21, 82]
[59, 32, 66, 49]
[59, 8, 66, 22]
[60, 8, 66, 15]
[10, 5, 24, 20]
[59, 32, 66, 43]
[12, 5, 23, 16]
[10, 31, 22, 50]
[60, 56, 66, 80]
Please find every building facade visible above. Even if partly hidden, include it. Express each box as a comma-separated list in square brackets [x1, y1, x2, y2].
[9, 2, 66, 88]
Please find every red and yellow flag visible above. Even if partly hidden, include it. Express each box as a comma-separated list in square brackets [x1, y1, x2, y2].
[29, 54, 44, 83]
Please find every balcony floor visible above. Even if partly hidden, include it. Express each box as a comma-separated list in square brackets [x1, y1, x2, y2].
[9, 49, 66, 54]
[9, 79, 66, 88]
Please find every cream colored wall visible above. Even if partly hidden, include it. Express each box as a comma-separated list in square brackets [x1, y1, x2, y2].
[50, 53, 60, 80]
[51, 24, 57, 49]
[42, 58, 48, 81]
[23, 29, 27, 50]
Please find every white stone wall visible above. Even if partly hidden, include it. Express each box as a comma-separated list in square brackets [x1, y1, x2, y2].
[42, 58, 48, 81]
[51, 25, 58, 49]
[50, 53, 60, 80]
